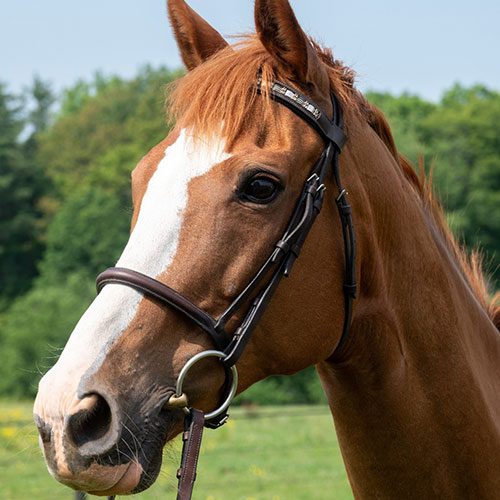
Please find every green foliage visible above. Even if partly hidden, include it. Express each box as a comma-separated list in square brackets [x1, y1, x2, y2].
[0, 82, 51, 304]
[27, 76, 56, 135]
[236, 368, 326, 406]
[366, 91, 435, 163]
[39, 66, 180, 199]
[39, 186, 130, 283]
[431, 85, 500, 284]
[0, 158, 46, 299]
[0, 273, 95, 397]
[0, 82, 23, 147]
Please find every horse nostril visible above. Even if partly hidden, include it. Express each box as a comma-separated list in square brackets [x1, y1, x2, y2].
[66, 394, 113, 448]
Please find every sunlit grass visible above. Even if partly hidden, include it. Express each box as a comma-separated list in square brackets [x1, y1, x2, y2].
[0, 401, 352, 500]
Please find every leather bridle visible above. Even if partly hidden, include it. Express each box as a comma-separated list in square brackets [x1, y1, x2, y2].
[95, 78, 356, 500]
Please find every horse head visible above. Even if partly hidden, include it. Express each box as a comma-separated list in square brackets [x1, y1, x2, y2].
[34, 0, 353, 494]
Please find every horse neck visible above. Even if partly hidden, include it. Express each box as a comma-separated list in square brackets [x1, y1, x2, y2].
[318, 115, 500, 498]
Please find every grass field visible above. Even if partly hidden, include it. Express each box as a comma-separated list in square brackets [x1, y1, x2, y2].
[0, 401, 352, 499]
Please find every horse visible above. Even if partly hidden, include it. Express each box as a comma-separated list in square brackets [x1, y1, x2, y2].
[34, 0, 500, 498]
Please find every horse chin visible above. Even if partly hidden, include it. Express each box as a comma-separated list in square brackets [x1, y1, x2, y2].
[47, 460, 142, 496]
[129, 409, 185, 493]
[130, 449, 164, 494]
[87, 461, 143, 496]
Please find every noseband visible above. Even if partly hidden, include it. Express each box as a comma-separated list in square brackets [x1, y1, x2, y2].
[95, 79, 356, 499]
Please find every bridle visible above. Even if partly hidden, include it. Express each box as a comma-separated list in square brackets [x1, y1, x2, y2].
[95, 78, 356, 500]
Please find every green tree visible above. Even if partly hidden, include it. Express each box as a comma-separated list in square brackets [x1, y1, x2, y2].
[0, 83, 49, 305]
[0, 273, 95, 397]
[39, 67, 181, 199]
[237, 368, 325, 406]
[59, 79, 92, 117]
[422, 85, 500, 285]
[39, 186, 130, 284]
[366, 91, 435, 163]
[27, 76, 55, 134]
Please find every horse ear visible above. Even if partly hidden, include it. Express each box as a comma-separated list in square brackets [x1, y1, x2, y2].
[168, 0, 228, 70]
[255, 0, 322, 84]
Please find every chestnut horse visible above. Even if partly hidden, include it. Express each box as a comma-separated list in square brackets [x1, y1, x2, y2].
[34, 0, 500, 498]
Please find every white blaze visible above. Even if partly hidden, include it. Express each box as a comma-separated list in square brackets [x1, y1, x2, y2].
[35, 130, 231, 417]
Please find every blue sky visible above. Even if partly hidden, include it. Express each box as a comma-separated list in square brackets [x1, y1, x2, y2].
[2, 0, 499, 100]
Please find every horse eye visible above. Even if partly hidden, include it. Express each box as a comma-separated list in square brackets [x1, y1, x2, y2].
[240, 175, 281, 204]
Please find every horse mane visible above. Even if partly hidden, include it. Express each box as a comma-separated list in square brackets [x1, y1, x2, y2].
[167, 36, 500, 330]
[345, 67, 500, 331]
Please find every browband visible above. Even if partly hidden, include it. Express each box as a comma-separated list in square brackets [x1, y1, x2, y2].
[267, 80, 347, 150]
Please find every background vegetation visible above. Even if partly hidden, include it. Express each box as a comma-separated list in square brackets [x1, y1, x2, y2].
[0, 66, 498, 400]
[0, 401, 350, 499]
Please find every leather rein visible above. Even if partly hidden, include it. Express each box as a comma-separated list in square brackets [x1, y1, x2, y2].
[96, 79, 356, 500]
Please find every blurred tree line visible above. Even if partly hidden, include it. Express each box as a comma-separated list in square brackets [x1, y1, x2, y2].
[0, 66, 498, 400]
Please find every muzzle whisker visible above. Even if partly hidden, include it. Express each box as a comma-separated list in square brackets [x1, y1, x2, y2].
[122, 409, 142, 432]
[118, 436, 137, 465]
[121, 417, 147, 462]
